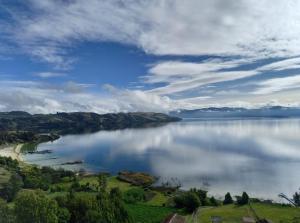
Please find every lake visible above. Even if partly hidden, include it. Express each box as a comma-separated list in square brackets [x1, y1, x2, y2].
[23, 118, 300, 201]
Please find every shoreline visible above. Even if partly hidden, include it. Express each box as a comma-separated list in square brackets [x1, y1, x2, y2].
[0, 144, 23, 161]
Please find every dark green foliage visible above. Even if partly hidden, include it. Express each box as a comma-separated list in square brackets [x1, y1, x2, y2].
[293, 192, 300, 206]
[22, 166, 51, 190]
[123, 188, 145, 204]
[97, 173, 107, 191]
[0, 157, 133, 223]
[65, 191, 133, 223]
[66, 194, 99, 223]
[174, 192, 201, 213]
[0, 131, 36, 145]
[236, 192, 249, 205]
[190, 188, 208, 205]
[125, 204, 175, 223]
[0, 156, 19, 170]
[0, 131, 59, 146]
[14, 190, 59, 223]
[21, 166, 75, 191]
[223, 192, 234, 205]
[110, 188, 133, 223]
[209, 196, 219, 206]
[83, 210, 102, 223]
[0, 198, 15, 223]
[57, 208, 70, 223]
[0, 112, 180, 138]
[70, 177, 81, 191]
[0, 173, 23, 201]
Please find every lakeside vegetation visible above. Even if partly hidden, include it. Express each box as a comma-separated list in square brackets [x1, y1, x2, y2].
[0, 156, 299, 222]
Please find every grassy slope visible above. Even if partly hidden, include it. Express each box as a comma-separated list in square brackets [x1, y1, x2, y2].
[126, 204, 175, 223]
[187, 204, 300, 223]
[3, 167, 299, 223]
[48, 175, 174, 222]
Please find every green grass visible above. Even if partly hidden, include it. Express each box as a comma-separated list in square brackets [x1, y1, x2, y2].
[78, 176, 138, 192]
[188, 203, 300, 223]
[126, 204, 175, 223]
[107, 176, 138, 192]
[20, 143, 37, 153]
[145, 191, 168, 206]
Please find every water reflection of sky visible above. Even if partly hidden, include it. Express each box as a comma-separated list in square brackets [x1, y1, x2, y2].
[25, 119, 300, 201]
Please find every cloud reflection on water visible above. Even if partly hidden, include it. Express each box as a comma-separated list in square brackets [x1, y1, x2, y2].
[32, 119, 300, 200]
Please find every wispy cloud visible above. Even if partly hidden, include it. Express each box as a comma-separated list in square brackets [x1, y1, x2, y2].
[2, 1, 300, 112]
[34, 72, 66, 78]
[254, 75, 300, 95]
[258, 57, 300, 71]
[3, 0, 300, 66]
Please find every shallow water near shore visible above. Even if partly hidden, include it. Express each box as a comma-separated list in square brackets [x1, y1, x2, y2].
[23, 118, 300, 201]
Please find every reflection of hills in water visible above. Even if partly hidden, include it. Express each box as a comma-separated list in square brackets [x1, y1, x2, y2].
[171, 106, 300, 119]
[24, 118, 300, 201]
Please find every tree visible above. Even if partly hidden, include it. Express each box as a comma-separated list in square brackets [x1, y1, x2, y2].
[174, 192, 201, 213]
[14, 190, 58, 223]
[123, 188, 145, 204]
[223, 192, 234, 205]
[190, 188, 208, 205]
[110, 188, 133, 223]
[0, 173, 23, 201]
[67, 194, 99, 223]
[57, 208, 70, 223]
[209, 196, 218, 206]
[293, 192, 300, 206]
[236, 192, 249, 206]
[184, 192, 201, 213]
[98, 174, 107, 192]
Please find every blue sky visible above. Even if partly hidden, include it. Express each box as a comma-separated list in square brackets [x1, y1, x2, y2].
[1, 0, 300, 113]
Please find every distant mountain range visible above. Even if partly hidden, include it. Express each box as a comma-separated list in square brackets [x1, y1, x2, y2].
[170, 106, 300, 119]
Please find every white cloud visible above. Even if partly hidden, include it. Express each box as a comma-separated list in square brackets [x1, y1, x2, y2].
[254, 75, 300, 95]
[2, 1, 300, 111]
[4, 0, 300, 65]
[144, 59, 258, 95]
[258, 57, 300, 71]
[34, 72, 66, 78]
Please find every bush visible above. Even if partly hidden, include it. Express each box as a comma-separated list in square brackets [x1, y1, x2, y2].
[57, 208, 70, 223]
[0, 198, 14, 223]
[236, 192, 249, 205]
[223, 192, 234, 205]
[190, 188, 208, 205]
[209, 196, 219, 206]
[0, 173, 23, 201]
[14, 190, 59, 223]
[123, 188, 145, 204]
[174, 192, 201, 213]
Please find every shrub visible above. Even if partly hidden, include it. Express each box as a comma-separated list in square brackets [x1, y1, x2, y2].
[209, 196, 219, 206]
[14, 190, 59, 223]
[174, 192, 201, 213]
[223, 192, 234, 205]
[236, 192, 249, 205]
[190, 188, 208, 205]
[123, 188, 145, 204]
[0, 173, 23, 201]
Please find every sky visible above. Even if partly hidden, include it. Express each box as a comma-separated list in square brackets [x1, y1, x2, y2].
[1, 0, 300, 114]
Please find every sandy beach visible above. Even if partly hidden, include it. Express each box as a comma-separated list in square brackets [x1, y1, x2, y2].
[0, 144, 23, 161]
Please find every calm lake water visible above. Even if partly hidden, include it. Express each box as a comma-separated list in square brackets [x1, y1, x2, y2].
[24, 119, 300, 201]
